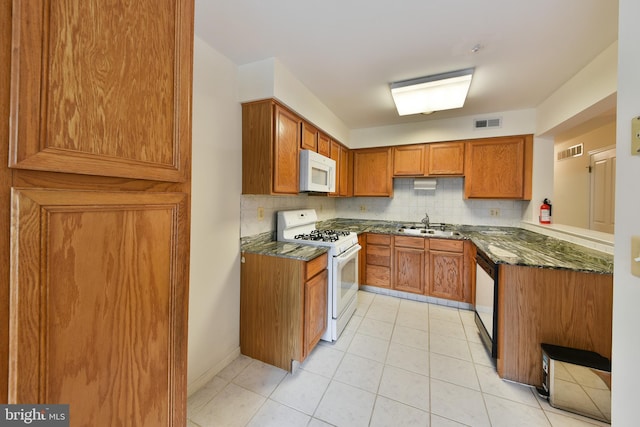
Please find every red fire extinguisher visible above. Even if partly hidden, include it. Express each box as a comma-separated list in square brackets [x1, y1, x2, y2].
[539, 198, 552, 224]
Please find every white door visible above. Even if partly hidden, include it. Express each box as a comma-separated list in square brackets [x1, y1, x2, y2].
[589, 147, 616, 233]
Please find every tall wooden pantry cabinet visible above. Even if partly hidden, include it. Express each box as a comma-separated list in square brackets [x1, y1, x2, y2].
[1, 1, 194, 426]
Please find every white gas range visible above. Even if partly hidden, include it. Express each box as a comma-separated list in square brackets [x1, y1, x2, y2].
[277, 209, 361, 342]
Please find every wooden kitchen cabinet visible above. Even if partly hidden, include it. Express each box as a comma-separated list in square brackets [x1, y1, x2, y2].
[301, 121, 318, 151]
[365, 234, 392, 288]
[361, 233, 472, 304]
[339, 144, 352, 197]
[464, 135, 533, 199]
[393, 236, 425, 294]
[428, 239, 465, 301]
[318, 132, 331, 157]
[428, 141, 465, 175]
[393, 144, 427, 176]
[240, 252, 328, 370]
[3, 1, 194, 424]
[329, 140, 341, 197]
[328, 140, 352, 197]
[304, 265, 328, 357]
[242, 100, 301, 195]
[353, 147, 393, 196]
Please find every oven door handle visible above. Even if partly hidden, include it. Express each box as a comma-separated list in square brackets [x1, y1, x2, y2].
[336, 244, 362, 260]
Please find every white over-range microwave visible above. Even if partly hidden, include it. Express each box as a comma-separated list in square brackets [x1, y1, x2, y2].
[299, 149, 336, 193]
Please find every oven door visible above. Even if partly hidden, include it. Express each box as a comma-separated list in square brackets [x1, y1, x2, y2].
[332, 243, 361, 328]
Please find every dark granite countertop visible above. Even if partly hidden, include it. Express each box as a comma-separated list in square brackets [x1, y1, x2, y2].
[240, 219, 613, 274]
[318, 218, 613, 274]
[240, 231, 329, 261]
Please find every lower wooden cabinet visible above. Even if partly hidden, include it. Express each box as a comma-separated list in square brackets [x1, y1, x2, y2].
[393, 236, 426, 294]
[240, 252, 328, 370]
[429, 239, 464, 300]
[364, 234, 392, 288]
[362, 233, 473, 303]
[304, 268, 328, 357]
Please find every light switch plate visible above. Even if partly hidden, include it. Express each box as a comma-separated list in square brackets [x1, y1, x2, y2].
[632, 236, 640, 278]
[632, 117, 640, 155]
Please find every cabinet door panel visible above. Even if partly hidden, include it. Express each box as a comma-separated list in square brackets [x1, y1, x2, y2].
[394, 247, 424, 294]
[9, 0, 193, 182]
[428, 142, 464, 175]
[273, 106, 300, 194]
[304, 270, 328, 357]
[9, 189, 188, 426]
[464, 136, 532, 199]
[429, 251, 463, 301]
[393, 144, 426, 176]
[353, 148, 392, 196]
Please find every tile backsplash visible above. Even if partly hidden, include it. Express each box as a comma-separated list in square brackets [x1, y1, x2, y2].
[336, 178, 527, 226]
[241, 178, 528, 237]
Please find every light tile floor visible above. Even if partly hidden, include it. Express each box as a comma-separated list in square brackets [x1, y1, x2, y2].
[188, 291, 610, 427]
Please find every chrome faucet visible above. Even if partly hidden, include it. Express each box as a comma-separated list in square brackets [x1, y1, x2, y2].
[421, 212, 430, 229]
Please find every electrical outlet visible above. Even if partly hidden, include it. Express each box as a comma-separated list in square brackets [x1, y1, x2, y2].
[360, 205, 367, 212]
[489, 208, 501, 217]
[632, 117, 640, 155]
[632, 236, 640, 278]
[257, 207, 264, 221]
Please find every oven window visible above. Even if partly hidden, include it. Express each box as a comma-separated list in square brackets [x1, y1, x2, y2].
[340, 256, 357, 298]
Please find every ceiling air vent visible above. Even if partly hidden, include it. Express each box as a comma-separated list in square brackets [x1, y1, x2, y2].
[473, 117, 502, 130]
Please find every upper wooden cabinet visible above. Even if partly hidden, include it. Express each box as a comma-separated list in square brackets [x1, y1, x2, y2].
[301, 122, 318, 151]
[329, 140, 352, 197]
[393, 144, 427, 176]
[9, 0, 193, 182]
[428, 142, 465, 176]
[392, 142, 464, 177]
[464, 135, 533, 199]
[353, 147, 393, 196]
[242, 100, 301, 195]
[317, 132, 331, 157]
[329, 140, 341, 197]
[339, 145, 352, 197]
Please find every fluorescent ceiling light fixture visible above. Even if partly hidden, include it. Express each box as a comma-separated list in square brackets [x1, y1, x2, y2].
[390, 68, 474, 116]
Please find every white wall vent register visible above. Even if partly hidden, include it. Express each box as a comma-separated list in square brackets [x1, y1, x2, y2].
[474, 117, 502, 130]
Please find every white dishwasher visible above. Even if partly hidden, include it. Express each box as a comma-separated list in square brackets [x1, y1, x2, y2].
[474, 249, 498, 358]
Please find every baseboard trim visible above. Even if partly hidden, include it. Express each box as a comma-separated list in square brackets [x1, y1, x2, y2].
[187, 347, 241, 397]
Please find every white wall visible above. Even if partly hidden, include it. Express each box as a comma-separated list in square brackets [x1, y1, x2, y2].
[238, 58, 351, 144]
[612, 0, 640, 423]
[536, 42, 617, 137]
[349, 109, 536, 148]
[188, 36, 242, 394]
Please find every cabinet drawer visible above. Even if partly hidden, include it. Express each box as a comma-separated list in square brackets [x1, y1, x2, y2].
[306, 253, 328, 280]
[394, 235, 425, 249]
[429, 239, 464, 253]
[367, 233, 391, 245]
[366, 245, 391, 267]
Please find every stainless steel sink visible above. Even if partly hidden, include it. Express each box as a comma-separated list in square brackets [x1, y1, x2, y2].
[397, 227, 461, 237]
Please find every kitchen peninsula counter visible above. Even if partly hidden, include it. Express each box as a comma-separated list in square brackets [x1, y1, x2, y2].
[318, 219, 613, 274]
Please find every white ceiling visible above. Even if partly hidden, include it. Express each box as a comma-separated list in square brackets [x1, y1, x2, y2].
[194, 0, 618, 130]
